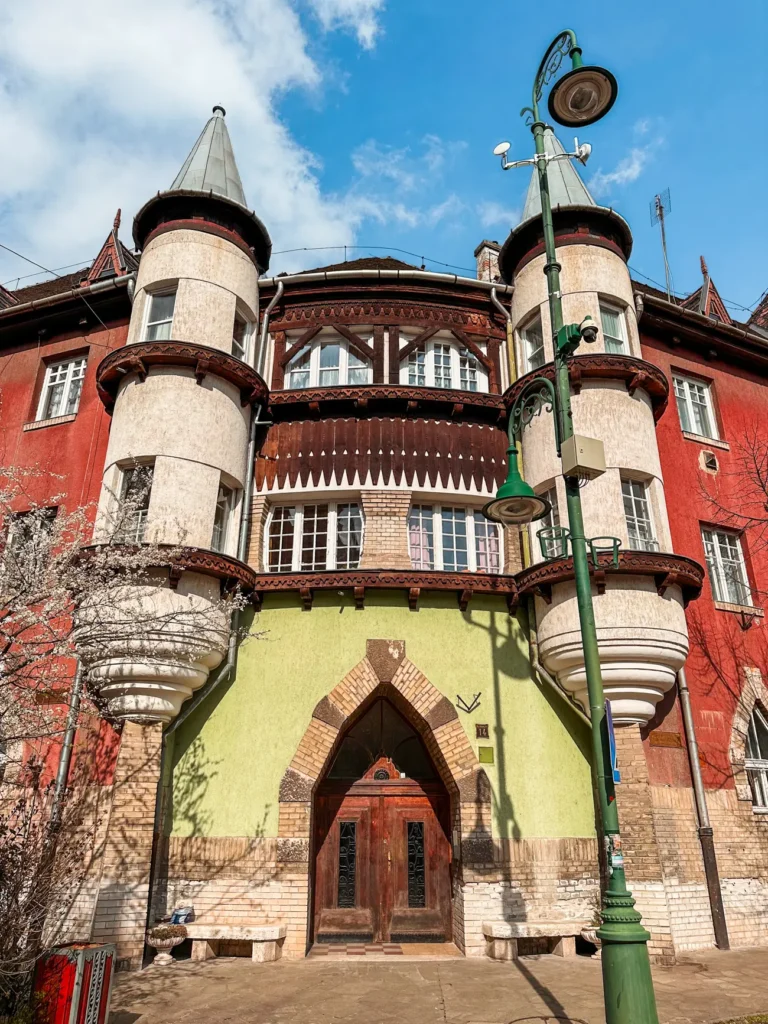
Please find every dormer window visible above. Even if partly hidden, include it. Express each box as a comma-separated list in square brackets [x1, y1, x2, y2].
[285, 333, 373, 389]
[145, 291, 176, 341]
[399, 334, 489, 393]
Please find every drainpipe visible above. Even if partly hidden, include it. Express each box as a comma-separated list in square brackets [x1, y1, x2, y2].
[677, 667, 730, 949]
[49, 662, 85, 831]
[490, 285, 517, 390]
[257, 279, 284, 380]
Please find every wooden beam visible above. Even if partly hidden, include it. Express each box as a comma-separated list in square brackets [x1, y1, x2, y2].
[280, 325, 323, 368]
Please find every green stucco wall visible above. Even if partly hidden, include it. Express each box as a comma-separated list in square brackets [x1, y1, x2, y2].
[170, 591, 594, 842]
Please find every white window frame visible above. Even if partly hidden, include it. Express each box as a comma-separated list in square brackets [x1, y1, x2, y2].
[599, 301, 627, 355]
[702, 527, 752, 606]
[115, 463, 154, 544]
[745, 705, 768, 811]
[265, 501, 365, 572]
[407, 504, 502, 574]
[36, 356, 87, 421]
[232, 310, 254, 364]
[285, 333, 373, 389]
[520, 314, 546, 373]
[143, 289, 177, 342]
[399, 336, 489, 393]
[621, 478, 659, 552]
[673, 374, 719, 440]
[533, 485, 561, 558]
[211, 482, 240, 554]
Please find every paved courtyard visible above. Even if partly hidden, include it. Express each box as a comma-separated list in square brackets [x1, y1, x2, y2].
[110, 946, 768, 1024]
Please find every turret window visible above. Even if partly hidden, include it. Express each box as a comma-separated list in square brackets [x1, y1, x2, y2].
[144, 291, 176, 341]
[115, 463, 154, 544]
[232, 312, 253, 363]
[211, 483, 239, 554]
[621, 479, 658, 551]
[267, 502, 363, 572]
[599, 303, 627, 354]
[399, 336, 489, 392]
[408, 505, 501, 574]
[285, 335, 372, 389]
[521, 315, 545, 372]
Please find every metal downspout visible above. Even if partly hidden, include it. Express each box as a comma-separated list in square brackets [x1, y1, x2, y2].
[677, 667, 730, 948]
[257, 279, 284, 379]
[49, 662, 85, 830]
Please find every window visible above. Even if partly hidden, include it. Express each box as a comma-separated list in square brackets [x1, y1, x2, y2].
[144, 291, 176, 341]
[115, 464, 154, 544]
[521, 315, 545, 372]
[232, 312, 252, 363]
[621, 479, 659, 551]
[37, 356, 87, 421]
[285, 333, 373, 389]
[702, 527, 751, 606]
[407, 505, 501, 574]
[673, 375, 718, 440]
[399, 336, 489, 392]
[2, 507, 56, 580]
[211, 483, 238, 553]
[535, 486, 562, 558]
[746, 706, 768, 810]
[600, 303, 626, 354]
[267, 502, 363, 572]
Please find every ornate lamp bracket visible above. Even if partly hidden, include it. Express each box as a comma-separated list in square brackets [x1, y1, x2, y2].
[508, 375, 560, 453]
[521, 29, 580, 124]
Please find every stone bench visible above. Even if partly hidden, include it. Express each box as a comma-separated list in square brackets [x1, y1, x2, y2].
[186, 924, 287, 963]
[483, 921, 589, 961]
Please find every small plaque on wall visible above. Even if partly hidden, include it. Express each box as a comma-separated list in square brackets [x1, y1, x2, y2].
[476, 723, 489, 739]
[649, 731, 683, 748]
[478, 746, 494, 765]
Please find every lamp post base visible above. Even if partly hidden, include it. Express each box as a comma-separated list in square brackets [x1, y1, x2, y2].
[597, 882, 660, 1024]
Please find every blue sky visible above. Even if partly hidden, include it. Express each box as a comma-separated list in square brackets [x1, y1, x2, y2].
[1, 0, 766, 318]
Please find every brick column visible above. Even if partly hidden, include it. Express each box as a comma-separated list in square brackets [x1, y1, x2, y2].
[90, 722, 162, 969]
[359, 490, 412, 569]
[246, 494, 270, 572]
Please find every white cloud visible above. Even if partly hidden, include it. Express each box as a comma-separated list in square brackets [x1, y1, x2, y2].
[588, 119, 664, 200]
[306, 0, 385, 49]
[476, 201, 518, 230]
[0, 0, 390, 282]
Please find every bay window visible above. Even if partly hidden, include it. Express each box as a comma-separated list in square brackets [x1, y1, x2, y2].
[267, 502, 364, 571]
[400, 336, 489, 392]
[408, 505, 501, 574]
[285, 335, 373, 389]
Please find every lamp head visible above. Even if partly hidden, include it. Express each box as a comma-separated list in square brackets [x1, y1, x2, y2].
[493, 141, 511, 156]
[548, 65, 618, 127]
[482, 452, 550, 525]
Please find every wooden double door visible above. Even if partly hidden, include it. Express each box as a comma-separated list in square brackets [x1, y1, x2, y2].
[313, 778, 452, 943]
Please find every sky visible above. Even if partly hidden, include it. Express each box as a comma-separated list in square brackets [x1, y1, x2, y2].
[0, 0, 766, 319]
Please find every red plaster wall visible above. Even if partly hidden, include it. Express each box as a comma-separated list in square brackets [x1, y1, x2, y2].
[0, 320, 128, 785]
[641, 328, 768, 791]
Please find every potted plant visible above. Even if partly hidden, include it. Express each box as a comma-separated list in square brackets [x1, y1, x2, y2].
[146, 923, 188, 966]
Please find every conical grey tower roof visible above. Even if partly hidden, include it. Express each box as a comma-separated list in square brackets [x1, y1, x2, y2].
[520, 127, 595, 222]
[170, 106, 247, 207]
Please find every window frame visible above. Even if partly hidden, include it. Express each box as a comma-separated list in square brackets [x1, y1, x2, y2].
[399, 336, 489, 393]
[143, 288, 177, 342]
[265, 500, 365, 572]
[599, 301, 627, 355]
[36, 355, 87, 422]
[621, 477, 659, 552]
[520, 313, 546, 373]
[701, 526, 752, 607]
[231, 310, 254, 364]
[211, 482, 240, 554]
[407, 503, 503, 574]
[673, 373, 719, 441]
[285, 332, 373, 389]
[745, 705, 768, 811]
[115, 462, 155, 544]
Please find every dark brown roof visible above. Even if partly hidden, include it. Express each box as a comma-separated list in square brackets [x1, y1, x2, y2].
[296, 255, 419, 274]
[10, 269, 89, 304]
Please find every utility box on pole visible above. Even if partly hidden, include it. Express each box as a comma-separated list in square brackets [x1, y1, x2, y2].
[561, 434, 606, 479]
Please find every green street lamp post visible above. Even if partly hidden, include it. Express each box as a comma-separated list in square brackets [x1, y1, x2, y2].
[485, 30, 659, 1024]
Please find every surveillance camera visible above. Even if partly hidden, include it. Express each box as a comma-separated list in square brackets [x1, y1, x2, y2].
[579, 316, 599, 344]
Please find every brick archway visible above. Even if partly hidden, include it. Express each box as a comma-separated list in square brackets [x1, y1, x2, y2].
[277, 639, 492, 953]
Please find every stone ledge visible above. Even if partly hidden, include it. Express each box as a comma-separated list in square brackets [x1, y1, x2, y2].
[482, 920, 588, 939]
[185, 924, 286, 941]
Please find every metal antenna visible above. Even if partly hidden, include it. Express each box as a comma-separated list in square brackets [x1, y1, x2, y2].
[650, 189, 673, 301]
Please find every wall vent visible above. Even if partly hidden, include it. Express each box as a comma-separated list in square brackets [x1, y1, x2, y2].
[703, 451, 718, 472]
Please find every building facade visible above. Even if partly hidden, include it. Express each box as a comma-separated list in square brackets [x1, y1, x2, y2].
[2, 108, 768, 970]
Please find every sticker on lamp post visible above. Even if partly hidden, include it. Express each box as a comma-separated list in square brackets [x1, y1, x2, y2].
[606, 700, 621, 784]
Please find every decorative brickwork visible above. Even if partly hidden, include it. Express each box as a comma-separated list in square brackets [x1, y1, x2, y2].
[245, 494, 270, 573]
[359, 490, 413, 569]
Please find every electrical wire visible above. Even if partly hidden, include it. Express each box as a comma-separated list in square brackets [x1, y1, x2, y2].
[629, 264, 758, 315]
[2, 257, 96, 289]
[271, 244, 476, 274]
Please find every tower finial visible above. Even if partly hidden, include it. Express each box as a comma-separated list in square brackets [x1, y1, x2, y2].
[212, 105, 226, 117]
[113, 208, 121, 232]
[700, 255, 709, 277]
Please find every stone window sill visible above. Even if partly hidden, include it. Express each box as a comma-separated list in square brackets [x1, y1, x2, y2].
[713, 601, 764, 617]
[682, 431, 730, 451]
[23, 413, 78, 432]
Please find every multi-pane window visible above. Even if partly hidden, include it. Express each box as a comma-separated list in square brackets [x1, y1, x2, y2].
[621, 479, 658, 551]
[746, 706, 768, 811]
[702, 527, 751, 606]
[521, 315, 545, 372]
[600, 303, 626, 354]
[37, 356, 87, 421]
[144, 291, 176, 341]
[407, 505, 501, 574]
[267, 502, 363, 572]
[400, 337, 489, 392]
[2, 507, 56, 581]
[673, 375, 718, 439]
[535, 486, 561, 558]
[285, 335, 372, 389]
[211, 483, 238, 553]
[232, 313, 252, 363]
[116, 464, 154, 544]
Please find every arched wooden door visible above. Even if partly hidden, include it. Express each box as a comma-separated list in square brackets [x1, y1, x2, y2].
[313, 699, 453, 944]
